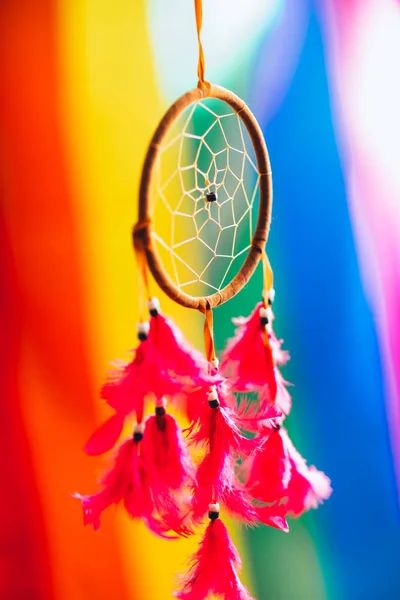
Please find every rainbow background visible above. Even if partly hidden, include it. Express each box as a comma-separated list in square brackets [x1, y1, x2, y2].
[1, 0, 400, 598]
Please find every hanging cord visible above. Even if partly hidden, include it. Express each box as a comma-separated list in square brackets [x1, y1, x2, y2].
[199, 302, 216, 363]
[261, 252, 274, 348]
[194, 2, 215, 504]
[262, 251, 274, 307]
[194, 0, 213, 361]
[201, 301, 217, 504]
[194, 0, 210, 89]
[133, 222, 151, 322]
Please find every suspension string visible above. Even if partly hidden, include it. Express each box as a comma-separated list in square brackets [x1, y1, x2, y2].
[194, 0, 210, 89]
[200, 302, 216, 363]
[262, 251, 273, 307]
[133, 224, 151, 322]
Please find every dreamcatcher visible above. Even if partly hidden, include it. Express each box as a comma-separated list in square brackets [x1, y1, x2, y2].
[76, 1, 331, 598]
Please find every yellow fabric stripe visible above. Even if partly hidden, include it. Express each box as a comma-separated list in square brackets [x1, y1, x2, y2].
[57, 0, 205, 597]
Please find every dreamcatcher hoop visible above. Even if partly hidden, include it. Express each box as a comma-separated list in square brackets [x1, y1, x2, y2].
[133, 84, 272, 310]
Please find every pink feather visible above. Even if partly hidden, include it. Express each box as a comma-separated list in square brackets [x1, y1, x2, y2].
[246, 427, 332, 517]
[73, 488, 114, 531]
[192, 452, 244, 522]
[95, 340, 191, 453]
[257, 367, 291, 416]
[84, 413, 125, 456]
[101, 323, 217, 423]
[189, 401, 246, 452]
[186, 384, 254, 452]
[221, 303, 277, 399]
[174, 518, 254, 600]
[184, 385, 206, 424]
[102, 343, 183, 418]
[183, 379, 229, 423]
[186, 384, 261, 523]
[191, 450, 281, 528]
[235, 396, 284, 433]
[149, 314, 215, 384]
[264, 304, 289, 367]
[255, 508, 289, 533]
[269, 329, 290, 366]
[245, 427, 291, 503]
[76, 437, 183, 537]
[281, 429, 332, 517]
[75, 439, 140, 530]
[141, 412, 195, 492]
[220, 475, 289, 532]
[275, 369, 292, 415]
[192, 446, 233, 521]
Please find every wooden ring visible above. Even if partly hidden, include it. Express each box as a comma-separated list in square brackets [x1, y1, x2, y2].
[134, 84, 272, 310]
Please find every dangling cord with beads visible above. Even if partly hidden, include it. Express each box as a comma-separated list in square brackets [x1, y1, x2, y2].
[260, 251, 275, 342]
[261, 251, 274, 308]
[204, 306, 218, 508]
[133, 222, 151, 324]
[207, 385, 219, 504]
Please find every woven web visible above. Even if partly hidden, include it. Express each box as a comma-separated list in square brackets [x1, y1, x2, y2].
[152, 98, 260, 298]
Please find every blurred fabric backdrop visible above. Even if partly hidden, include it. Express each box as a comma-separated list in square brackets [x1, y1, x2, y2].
[1, 0, 400, 598]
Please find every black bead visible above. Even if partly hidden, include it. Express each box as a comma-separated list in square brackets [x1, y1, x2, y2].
[155, 406, 166, 416]
[208, 511, 219, 520]
[133, 431, 143, 442]
[156, 415, 166, 431]
[138, 332, 148, 342]
[208, 399, 220, 409]
[268, 297, 273, 306]
[149, 309, 159, 317]
[206, 191, 217, 202]
[260, 316, 269, 326]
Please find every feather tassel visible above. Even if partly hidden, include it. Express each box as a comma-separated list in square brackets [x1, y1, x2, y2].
[141, 402, 195, 493]
[245, 426, 291, 503]
[188, 386, 283, 526]
[140, 403, 196, 536]
[246, 426, 332, 517]
[84, 301, 220, 457]
[282, 429, 332, 516]
[175, 505, 254, 600]
[187, 386, 247, 452]
[221, 303, 276, 398]
[76, 430, 145, 530]
[76, 424, 185, 537]
[101, 341, 183, 418]
[86, 323, 197, 455]
[147, 298, 217, 385]
[222, 301, 292, 416]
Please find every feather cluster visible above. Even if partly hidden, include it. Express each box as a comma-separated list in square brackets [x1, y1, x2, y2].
[245, 426, 331, 516]
[76, 292, 331, 599]
[175, 515, 254, 600]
